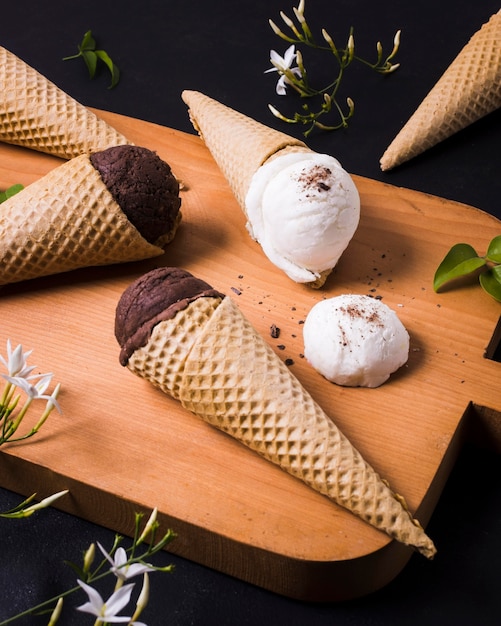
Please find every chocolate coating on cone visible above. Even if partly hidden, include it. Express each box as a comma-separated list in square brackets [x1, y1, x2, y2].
[115, 267, 224, 365]
[90, 146, 181, 245]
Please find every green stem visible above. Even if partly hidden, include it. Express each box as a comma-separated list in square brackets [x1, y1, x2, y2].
[0, 562, 123, 625]
[0, 584, 81, 625]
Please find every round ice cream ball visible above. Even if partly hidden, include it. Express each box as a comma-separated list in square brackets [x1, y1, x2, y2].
[245, 152, 360, 284]
[303, 294, 409, 388]
[90, 145, 181, 246]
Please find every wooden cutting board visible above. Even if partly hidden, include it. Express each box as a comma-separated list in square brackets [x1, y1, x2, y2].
[0, 110, 499, 602]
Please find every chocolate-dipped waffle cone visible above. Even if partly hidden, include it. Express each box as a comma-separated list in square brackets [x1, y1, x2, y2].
[380, 10, 501, 170]
[0, 46, 132, 159]
[116, 268, 436, 559]
[0, 148, 181, 286]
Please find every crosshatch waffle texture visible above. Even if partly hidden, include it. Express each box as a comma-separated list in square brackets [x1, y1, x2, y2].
[380, 10, 501, 170]
[0, 155, 163, 286]
[0, 46, 131, 159]
[126, 294, 437, 558]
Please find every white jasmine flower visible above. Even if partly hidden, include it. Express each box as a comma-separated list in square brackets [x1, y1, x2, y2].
[98, 543, 156, 582]
[265, 45, 302, 94]
[43, 381, 62, 415]
[76, 579, 135, 623]
[0, 340, 35, 378]
[4, 372, 51, 398]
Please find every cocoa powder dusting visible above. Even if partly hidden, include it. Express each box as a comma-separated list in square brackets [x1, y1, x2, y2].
[298, 165, 332, 192]
[339, 304, 383, 327]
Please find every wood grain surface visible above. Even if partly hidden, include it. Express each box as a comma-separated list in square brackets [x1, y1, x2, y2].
[0, 109, 499, 601]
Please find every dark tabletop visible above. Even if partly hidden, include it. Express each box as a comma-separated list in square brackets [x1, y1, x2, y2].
[0, 1, 500, 624]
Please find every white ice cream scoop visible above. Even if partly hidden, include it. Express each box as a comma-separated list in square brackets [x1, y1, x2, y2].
[303, 294, 409, 388]
[182, 91, 360, 289]
[245, 152, 360, 285]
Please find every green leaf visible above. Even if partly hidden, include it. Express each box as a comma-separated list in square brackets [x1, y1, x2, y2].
[63, 31, 120, 88]
[82, 50, 98, 79]
[486, 235, 501, 263]
[80, 30, 96, 51]
[64, 559, 87, 580]
[479, 266, 501, 302]
[433, 243, 486, 291]
[95, 49, 120, 88]
[0, 183, 23, 204]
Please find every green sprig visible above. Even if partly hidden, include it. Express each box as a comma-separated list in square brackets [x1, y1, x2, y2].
[1, 508, 176, 624]
[63, 30, 120, 89]
[267, 0, 401, 135]
[433, 236, 501, 302]
[0, 491, 68, 520]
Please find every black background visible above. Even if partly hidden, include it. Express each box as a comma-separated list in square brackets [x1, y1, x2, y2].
[0, 1, 500, 624]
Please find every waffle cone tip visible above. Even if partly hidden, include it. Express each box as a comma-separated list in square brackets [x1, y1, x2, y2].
[181, 90, 308, 208]
[0, 45, 132, 159]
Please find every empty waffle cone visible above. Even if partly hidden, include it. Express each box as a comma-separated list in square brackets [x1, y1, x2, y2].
[0, 46, 132, 159]
[181, 89, 310, 212]
[380, 10, 501, 170]
[117, 270, 436, 558]
[0, 155, 165, 286]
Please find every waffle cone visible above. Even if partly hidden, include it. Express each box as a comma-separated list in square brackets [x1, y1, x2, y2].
[181, 90, 310, 211]
[126, 295, 436, 558]
[380, 10, 501, 170]
[0, 155, 164, 286]
[0, 46, 132, 159]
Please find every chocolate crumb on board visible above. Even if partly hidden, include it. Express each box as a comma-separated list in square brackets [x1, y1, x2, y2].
[270, 324, 280, 339]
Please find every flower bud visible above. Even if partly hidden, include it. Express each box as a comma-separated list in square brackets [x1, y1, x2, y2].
[268, 104, 290, 123]
[322, 29, 337, 54]
[47, 597, 64, 626]
[22, 489, 68, 516]
[130, 573, 150, 623]
[83, 542, 96, 574]
[137, 507, 158, 544]
[347, 34, 355, 62]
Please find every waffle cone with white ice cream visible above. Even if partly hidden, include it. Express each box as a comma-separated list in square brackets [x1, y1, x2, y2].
[380, 10, 501, 170]
[0, 46, 132, 159]
[0, 145, 181, 286]
[115, 267, 437, 558]
[182, 90, 360, 288]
